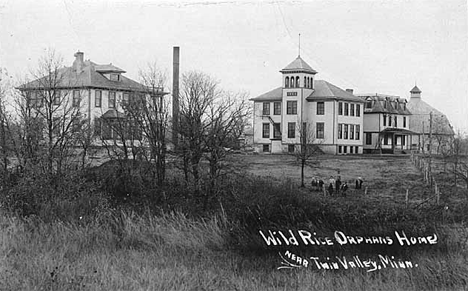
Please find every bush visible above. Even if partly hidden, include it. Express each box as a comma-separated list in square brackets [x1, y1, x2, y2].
[0, 171, 110, 223]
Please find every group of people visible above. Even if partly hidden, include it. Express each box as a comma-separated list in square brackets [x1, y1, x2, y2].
[311, 176, 363, 197]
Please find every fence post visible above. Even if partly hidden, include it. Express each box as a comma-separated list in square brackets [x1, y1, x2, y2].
[405, 189, 409, 208]
[364, 187, 368, 195]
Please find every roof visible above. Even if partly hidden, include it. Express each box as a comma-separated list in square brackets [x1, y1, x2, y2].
[306, 80, 365, 103]
[249, 87, 282, 101]
[101, 109, 126, 119]
[410, 86, 421, 93]
[356, 94, 412, 115]
[280, 56, 317, 74]
[95, 64, 126, 73]
[407, 98, 454, 135]
[380, 128, 417, 135]
[19, 60, 148, 92]
[250, 81, 365, 103]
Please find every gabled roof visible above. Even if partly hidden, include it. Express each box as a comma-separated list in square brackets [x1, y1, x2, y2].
[410, 85, 421, 93]
[407, 98, 454, 135]
[19, 60, 147, 92]
[306, 80, 364, 103]
[249, 87, 282, 101]
[280, 56, 317, 74]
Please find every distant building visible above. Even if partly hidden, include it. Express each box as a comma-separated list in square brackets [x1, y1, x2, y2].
[250, 55, 365, 155]
[356, 93, 413, 154]
[406, 86, 454, 154]
[18, 51, 166, 143]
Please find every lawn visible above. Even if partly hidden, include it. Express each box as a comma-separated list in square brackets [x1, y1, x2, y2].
[1, 153, 467, 290]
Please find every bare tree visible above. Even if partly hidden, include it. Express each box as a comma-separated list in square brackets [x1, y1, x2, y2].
[16, 49, 82, 176]
[291, 121, 323, 187]
[178, 71, 250, 205]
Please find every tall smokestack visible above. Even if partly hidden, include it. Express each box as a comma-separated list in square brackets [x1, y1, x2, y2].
[172, 47, 180, 150]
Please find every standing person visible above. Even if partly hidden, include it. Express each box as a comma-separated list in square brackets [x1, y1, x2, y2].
[318, 179, 324, 192]
[328, 182, 334, 196]
[358, 177, 363, 189]
[329, 176, 336, 196]
[341, 182, 349, 197]
[355, 178, 359, 189]
[335, 177, 342, 196]
[311, 177, 318, 191]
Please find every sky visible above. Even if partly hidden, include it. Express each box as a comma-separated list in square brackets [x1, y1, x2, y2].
[0, 0, 467, 131]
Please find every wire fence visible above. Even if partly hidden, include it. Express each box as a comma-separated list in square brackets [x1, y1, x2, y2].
[410, 152, 440, 205]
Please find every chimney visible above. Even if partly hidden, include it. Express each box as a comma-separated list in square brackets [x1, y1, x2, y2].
[346, 89, 354, 94]
[73, 51, 84, 73]
[172, 47, 180, 150]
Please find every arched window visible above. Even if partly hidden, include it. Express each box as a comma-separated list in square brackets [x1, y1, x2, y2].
[290, 76, 295, 87]
[307, 77, 310, 88]
[285, 77, 289, 88]
[310, 77, 314, 89]
[296, 76, 300, 88]
[304, 77, 306, 88]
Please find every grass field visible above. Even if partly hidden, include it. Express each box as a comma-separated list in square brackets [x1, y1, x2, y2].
[1, 154, 467, 290]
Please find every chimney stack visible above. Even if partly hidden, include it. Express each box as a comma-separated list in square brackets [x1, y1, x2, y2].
[172, 47, 180, 150]
[346, 89, 354, 94]
[73, 51, 84, 73]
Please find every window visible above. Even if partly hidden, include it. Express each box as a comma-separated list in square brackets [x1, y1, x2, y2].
[394, 116, 397, 127]
[384, 133, 389, 145]
[403, 117, 407, 128]
[344, 103, 349, 116]
[317, 102, 325, 115]
[72, 90, 80, 107]
[366, 100, 372, 109]
[316, 123, 324, 139]
[109, 92, 116, 108]
[287, 101, 297, 115]
[310, 77, 314, 89]
[288, 122, 295, 138]
[338, 124, 343, 139]
[262, 123, 270, 138]
[110, 74, 120, 81]
[304, 77, 306, 88]
[343, 146, 347, 154]
[263, 144, 270, 152]
[338, 102, 343, 115]
[350, 125, 354, 139]
[273, 102, 281, 115]
[388, 115, 392, 127]
[273, 123, 281, 138]
[95, 90, 102, 107]
[262, 102, 270, 115]
[295, 76, 299, 88]
[122, 93, 130, 106]
[402, 136, 406, 146]
[287, 92, 297, 96]
[344, 124, 348, 139]
[350, 104, 355, 116]
[288, 145, 295, 153]
[53, 90, 61, 106]
[366, 133, 372, 145]
[356, 125, 360, 140]
[338, 146, 342, 153]
[355, 146, 359, 153]
[356, 104, 361, 117]
[383, 115, 387, 126]
[285, 77, 289, 88]
[350, 146, 353, 154]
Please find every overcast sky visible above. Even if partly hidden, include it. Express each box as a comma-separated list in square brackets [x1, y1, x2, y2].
[1, 0, 467, 131]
